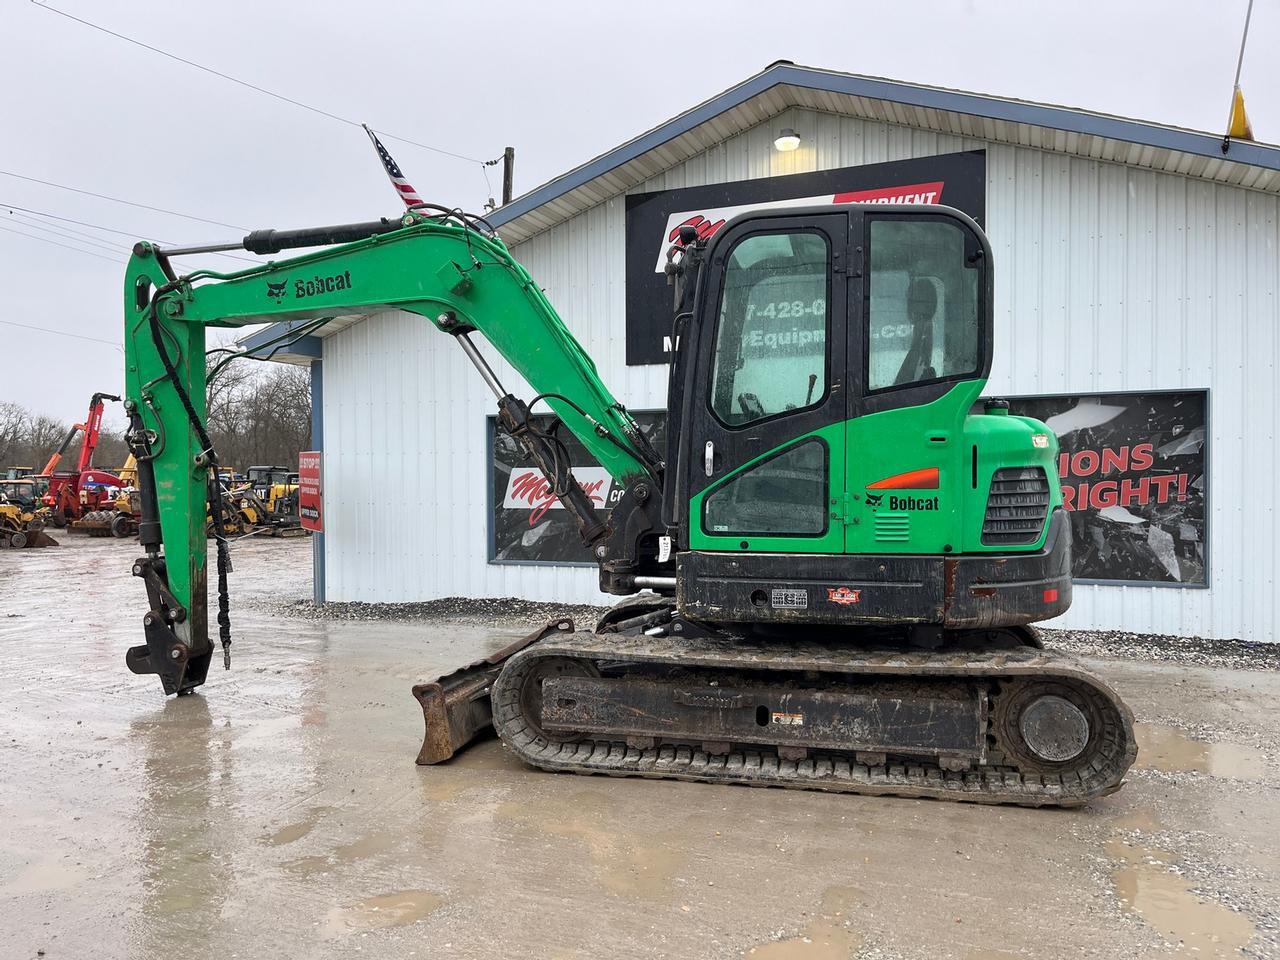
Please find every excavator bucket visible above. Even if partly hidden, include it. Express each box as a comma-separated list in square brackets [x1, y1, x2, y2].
[24, 528, 59, 547]
[411, 620, 569, 764]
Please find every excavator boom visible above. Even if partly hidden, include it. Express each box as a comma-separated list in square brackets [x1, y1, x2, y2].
[123, 209, 660, 694]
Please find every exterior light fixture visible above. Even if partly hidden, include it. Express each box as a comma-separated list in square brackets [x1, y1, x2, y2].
[774, 127, 801, 152]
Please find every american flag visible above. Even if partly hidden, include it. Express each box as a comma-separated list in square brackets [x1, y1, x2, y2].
[362, 124, 424, 208]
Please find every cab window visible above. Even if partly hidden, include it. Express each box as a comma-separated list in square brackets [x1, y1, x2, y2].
[709, 232, 830, 427]
[866, 219, 980, 393]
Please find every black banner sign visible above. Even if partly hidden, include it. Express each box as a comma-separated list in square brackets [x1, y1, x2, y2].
[1007, 391, 1208, 585]
[489, 412, 667, 565]
[489, 390, 1207, 582]
[623, 150, 987, 366]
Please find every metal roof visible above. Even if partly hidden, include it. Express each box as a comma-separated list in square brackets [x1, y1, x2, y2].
[246, 60, 1280, 358]
[488, 61, 1280, 245]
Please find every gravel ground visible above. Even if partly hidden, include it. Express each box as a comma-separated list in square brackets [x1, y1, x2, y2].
[268, 595, 1280, 673]
[265, 595, 613, 628]
[4, 534, 1279, 959]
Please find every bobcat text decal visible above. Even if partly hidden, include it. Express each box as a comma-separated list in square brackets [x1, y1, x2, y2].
[293, 270, 352, 299]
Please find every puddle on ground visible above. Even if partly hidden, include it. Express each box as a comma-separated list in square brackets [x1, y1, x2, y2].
[1110, 806, 1164, 832]
[264, 821, 315, 846]
[495, 791, 683, 900]
[332, 831, 394, 862]
[420, 777, 468, 803]
[1106, 840, 1254, 958]
[455, 739, 516, 771]
[1134, 724, 1265, 780]
[0, 857, 87, 897]
[284, 855, 332, 876]
[416, 741, 514, 801]
[321, 889, 443, 938]
[281, 831, 395, 874]
[744, 885, 862, 959]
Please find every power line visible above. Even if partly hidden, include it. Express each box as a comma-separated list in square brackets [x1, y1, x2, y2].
[0, 317, 121, 349]
[0, 169, 246, 230]
[0, 221, 126, 264]
[0, 201, 144, 239]
[31, 1, 496, 167]
[0, 200, 262, 265]
[5, 211, 128, 255]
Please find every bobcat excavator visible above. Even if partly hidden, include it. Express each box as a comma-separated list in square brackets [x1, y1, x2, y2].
[121, 203, 1136, 807]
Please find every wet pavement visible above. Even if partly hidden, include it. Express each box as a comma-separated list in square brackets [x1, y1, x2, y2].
[1, 533, 1278, 959]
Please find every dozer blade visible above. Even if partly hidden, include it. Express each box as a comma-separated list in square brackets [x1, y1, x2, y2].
[25, 529, 59, 547]
[411, 619, 573, 764]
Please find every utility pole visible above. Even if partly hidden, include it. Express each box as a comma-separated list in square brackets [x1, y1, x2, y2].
[502, 147, 515, 206]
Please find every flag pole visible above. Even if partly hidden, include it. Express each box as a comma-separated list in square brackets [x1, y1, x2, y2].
[1223, 0, 1256, 153]
[1232, 0, 1255, 91]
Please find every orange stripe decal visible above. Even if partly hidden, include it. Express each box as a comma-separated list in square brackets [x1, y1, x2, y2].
[866, 467, 940, 490]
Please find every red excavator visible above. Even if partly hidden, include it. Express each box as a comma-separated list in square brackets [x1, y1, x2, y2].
[38, 392, 124, 527]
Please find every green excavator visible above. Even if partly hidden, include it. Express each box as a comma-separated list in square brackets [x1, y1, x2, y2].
[121, 202, 1136, 806]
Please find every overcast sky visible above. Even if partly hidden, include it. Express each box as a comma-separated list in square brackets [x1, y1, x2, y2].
[1, 0, 1274, 430]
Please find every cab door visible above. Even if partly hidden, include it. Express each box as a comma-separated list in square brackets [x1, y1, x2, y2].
[845, 211, 991, 555]
[686, 213, 849, 554]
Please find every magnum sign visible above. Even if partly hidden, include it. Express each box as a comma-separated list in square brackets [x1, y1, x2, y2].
[623, 151, 986, 365]
[490, 412, 667, 565]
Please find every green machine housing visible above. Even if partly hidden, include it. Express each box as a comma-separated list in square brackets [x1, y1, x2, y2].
[120, 202, 1068, 696]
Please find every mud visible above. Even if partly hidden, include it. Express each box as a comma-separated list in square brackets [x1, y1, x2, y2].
[1, 533, 1279, 959]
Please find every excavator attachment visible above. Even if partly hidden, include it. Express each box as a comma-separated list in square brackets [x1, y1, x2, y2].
[0, 528, 59, 548]
[411, 622, 560, 763]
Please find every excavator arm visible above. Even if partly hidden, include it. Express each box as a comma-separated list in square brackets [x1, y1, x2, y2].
[123, 208, 663, 695]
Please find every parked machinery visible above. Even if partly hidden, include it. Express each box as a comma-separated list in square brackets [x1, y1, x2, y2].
[120, 204, 1137, 807]
[39, 392, 124, 527]
[72, 454, 141, 538]
[0, 494, 57, 548]
[236, 466, 304, 536]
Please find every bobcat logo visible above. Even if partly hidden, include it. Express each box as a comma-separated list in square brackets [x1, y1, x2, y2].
[865, 492, 884, 508]
[266, 280, 288, 303]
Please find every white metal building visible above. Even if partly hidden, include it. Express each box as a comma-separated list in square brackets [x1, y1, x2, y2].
[251, 62, 1280, 641]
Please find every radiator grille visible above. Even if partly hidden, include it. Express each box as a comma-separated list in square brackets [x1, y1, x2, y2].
[982, 467, 1050, 545]
[874, 513, 910, 542]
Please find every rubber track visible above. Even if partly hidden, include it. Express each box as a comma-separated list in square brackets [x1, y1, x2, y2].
[490, 631, 1137, 807]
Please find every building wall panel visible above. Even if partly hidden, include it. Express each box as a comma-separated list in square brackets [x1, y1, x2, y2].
[320, 107, 1280, 640]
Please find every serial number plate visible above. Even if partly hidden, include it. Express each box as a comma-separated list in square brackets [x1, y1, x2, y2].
[771, 589, 808, 610]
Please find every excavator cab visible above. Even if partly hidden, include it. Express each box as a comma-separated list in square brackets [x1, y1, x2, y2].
[664, 206, 1068, 630]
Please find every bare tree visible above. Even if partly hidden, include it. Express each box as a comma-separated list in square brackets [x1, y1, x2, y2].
[0, 402, 26, 465]
[204, 357, 311, 472]
[27, 415, 71, 466]
[2, 360, 311, 477]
